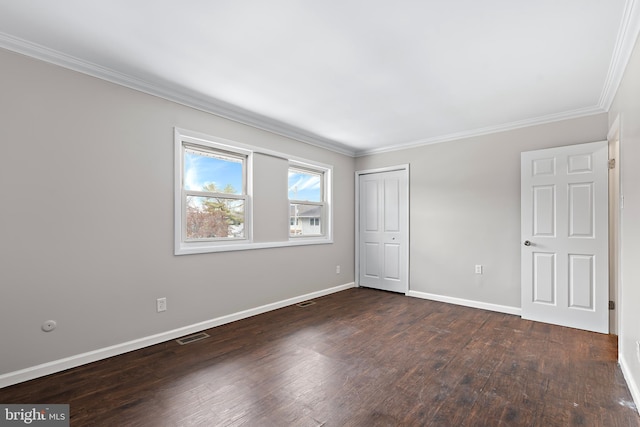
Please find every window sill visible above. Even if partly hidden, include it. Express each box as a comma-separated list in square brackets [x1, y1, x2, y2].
[175, 237, 333, 255]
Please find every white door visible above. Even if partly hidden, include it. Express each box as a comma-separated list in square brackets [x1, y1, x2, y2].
[521, 141, 608, 333]
[357, 168, 409, 293]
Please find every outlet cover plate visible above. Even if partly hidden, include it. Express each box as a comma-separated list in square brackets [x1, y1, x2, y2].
[157, 297, 167, 312]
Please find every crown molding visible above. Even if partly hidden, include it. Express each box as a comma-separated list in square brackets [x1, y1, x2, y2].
[599, 0, 640, 111]
[355, 106, 606, 157]
[359, 0, 639, 157]
[2, 0, 636, 161]
[0, 31, 357, 157]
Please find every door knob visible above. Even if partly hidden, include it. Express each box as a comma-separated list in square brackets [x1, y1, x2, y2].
[524, 240, 532, 246]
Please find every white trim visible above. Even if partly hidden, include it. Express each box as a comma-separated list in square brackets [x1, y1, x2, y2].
[608, 114, 622, 143]
[608, 116, 622, 337]
[406, 290, 522, 316]
[355, 107, 605, 157]
[619, 353, 640, 414]
[176, 236, 334, 255]
[176, 127, 334, 173]
[355, 165, 410, 293]
[2, 17, 637, 159]
[0, 282, 356, 389]
[356, 164, 411, 176]
[611, 116, 636, 412]
[0, 32, 356, 157]
[599, 0, 640, 111]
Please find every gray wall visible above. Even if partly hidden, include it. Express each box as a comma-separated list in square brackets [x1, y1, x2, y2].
[609, 33, 640, 402]
[0, 48, 355, 376]
[355, 115, 609, 309]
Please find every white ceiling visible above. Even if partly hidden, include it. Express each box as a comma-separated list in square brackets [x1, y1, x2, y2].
[0, 1, 638, 156]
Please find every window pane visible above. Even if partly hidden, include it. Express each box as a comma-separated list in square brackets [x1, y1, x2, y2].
[186, 196, 245, 239]
[290, 203, 322, 236]
[288, 169, 321, 202]
[184, 148, 243, 194]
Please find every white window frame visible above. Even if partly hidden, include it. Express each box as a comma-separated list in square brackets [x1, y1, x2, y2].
[183, 144, 249, 241]
[288, 162, 330, 239]
[175, 128, 333, 255]
[175, 129, 253, 254]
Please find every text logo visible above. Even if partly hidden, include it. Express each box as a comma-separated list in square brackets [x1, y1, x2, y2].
[0, 405, 69, 426]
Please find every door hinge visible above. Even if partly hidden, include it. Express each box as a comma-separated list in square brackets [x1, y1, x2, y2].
[609, 159, 616, 169]
[609, 301, 615, 310]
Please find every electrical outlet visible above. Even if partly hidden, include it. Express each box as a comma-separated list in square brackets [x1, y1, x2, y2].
[475, 265, 483, 274]
[157, 297, 167, 313]
[336, 265, 341, 274]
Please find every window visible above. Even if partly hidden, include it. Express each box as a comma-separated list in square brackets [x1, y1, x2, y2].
[183, 145, 246, 240]
[175, 128, 332, 254]
[175, 129, 253, 254]
[289, 165, 326, 237]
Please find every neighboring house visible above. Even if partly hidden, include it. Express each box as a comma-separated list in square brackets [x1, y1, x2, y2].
[290, 204, 322, 236]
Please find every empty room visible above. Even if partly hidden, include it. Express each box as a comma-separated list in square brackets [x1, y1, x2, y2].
[1, 1, 640, 426]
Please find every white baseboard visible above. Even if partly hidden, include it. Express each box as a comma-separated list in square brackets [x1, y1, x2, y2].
[0, 282, 356, 389]
[406, 290, 522, 316]
[619, 352, 640, 414]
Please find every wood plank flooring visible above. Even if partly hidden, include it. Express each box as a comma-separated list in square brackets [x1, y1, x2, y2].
[0, 288, 637, 426]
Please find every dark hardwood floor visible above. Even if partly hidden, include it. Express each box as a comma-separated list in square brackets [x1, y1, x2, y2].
[0, 288, 637, 426]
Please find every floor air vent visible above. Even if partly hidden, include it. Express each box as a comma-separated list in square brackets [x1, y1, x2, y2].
[297, 301, 316, 307]
[176, 332, 210, 345]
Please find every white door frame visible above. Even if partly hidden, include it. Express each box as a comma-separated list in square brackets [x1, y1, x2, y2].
[608, 115, 622, 336]
[355, 164, 410, 293]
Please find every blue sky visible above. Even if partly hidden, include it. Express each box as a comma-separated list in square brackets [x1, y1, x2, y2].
[185, 150, 321, 201]
[288, 171, 321, 202]
[184, 151, 243, 194]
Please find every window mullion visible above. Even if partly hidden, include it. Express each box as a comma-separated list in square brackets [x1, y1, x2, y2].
[288, 199, 324, 206]
[185, 190, 246, 200]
